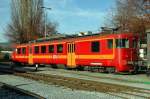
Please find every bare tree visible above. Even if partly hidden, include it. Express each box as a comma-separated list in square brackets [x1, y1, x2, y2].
[106, 0, 150, 34]
[46, 22, 58, 35]
[6, 0, 57, 43]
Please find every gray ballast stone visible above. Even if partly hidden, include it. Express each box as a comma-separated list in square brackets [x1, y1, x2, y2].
[35, 69, 150, 90]
[0, 75, 118, 99]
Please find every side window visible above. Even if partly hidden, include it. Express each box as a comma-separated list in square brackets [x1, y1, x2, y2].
[49, 45, 54, 53]
[116, 39, 129, 48]
[107, 39, 113, 49]
[125, 39, 129, 48]
[41, 46, 46, 53]
[34, 46, 39, 54]
[116, 39, 121, 48]
[57, 44, 63, 53]
[17, 48, 21, 54]
[22, 47, 26, 54]
[91, 41, 100, 52]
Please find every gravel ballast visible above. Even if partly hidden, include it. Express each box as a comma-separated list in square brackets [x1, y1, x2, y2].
[0, 74, 120, 99]
[34, 68, 150, 90]
[1, 64, 150, 98]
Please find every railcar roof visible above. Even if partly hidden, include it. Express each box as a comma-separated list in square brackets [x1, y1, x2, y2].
[16, 32, 137, 46]
[33, 32, 135, 42]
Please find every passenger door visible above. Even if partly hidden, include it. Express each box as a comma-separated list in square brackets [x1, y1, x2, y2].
[28, 46, 33, 65]
[67, 43, 76, 68]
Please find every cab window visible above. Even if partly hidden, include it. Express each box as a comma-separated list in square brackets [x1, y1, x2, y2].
[116, 39, 129, 48]
[17, 48, 21, 54]
[107, 39, 113, 49]
[132, 39, 137, 48]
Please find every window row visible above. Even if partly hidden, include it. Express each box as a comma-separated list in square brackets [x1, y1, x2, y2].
[91, 39, 137, 52]
[16, 40, 112, 54]
[17, 47, 26, 54]
[16, 39, 136, 54]
[91, 39, 113, 52]
[34, 44, 63, 54]
[17, 44, 63, 54]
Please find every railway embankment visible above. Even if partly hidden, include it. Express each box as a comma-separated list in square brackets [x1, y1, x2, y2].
[0, 82, 42, 99]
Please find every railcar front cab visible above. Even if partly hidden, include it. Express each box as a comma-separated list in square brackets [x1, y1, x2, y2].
[115, 34, 139, 73]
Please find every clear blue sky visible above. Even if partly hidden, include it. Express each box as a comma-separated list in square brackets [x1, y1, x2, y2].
[0, 0, 115, 42]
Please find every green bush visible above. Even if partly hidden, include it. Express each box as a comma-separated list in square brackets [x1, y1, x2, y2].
[3, 53, 10, 60]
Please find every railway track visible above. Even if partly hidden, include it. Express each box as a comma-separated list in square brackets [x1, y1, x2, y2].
[34, 67, 150, 85]
[15, 72, 150, 99]
[0, 64, 150, 98]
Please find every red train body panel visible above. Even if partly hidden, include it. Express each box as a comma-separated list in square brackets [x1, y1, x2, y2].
[11, 33, 139, 72]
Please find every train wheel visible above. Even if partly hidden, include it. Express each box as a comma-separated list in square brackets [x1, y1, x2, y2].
[102, 67, 107, 73]
[146, 68, 150, 77]
[130, 66, 139, 75]
[14, 62, 21, 66]
[64, 65, 68, 70]
[64, 66, 73, 70]
[10, 62, 15, 70]
[106, 67, 116, 73]
[76, 66, 84, 71]
[64, 66, 68, 70]
[51, 64, 58, 69]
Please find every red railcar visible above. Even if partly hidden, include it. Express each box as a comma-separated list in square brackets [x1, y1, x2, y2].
[11, 33, 139, 73]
